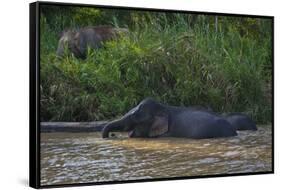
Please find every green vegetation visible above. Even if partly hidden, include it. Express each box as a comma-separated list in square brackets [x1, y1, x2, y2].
[40, 5, 272, 123]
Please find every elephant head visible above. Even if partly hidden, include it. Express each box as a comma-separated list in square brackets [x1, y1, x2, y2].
[56, 30, 77, 57]
[102, 98, 169, 138]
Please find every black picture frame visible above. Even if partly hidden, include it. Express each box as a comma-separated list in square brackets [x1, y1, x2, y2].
[30, 1, 274, 189]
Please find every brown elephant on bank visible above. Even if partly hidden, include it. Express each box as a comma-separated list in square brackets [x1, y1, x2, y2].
[56, 26, 129, 59]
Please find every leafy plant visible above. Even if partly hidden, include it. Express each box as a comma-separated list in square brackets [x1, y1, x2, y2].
[40, 7, 272, 123]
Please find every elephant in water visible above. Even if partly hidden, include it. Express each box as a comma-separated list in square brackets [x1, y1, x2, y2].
[56, 26, 128, 59]
[102, 98, 257, 139]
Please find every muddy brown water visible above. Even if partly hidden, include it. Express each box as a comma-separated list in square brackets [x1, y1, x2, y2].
[40, 125, 272, 186]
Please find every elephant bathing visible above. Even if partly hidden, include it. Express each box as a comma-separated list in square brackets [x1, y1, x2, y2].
[102, 98, 257, 139]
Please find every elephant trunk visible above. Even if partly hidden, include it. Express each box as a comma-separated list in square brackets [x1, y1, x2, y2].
[102, 119, 127, 138]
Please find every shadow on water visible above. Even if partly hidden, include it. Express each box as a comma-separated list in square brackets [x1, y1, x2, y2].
[40, 125, 272, 186]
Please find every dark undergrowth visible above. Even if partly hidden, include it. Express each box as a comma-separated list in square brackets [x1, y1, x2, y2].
[40, 6, 272, 123]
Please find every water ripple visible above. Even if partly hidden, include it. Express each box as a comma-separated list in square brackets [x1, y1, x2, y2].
[41, 125, 272, 185]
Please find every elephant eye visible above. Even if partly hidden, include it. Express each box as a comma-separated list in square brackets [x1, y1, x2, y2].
[134, 111, 142, 118]
[130, 109, 143, 122]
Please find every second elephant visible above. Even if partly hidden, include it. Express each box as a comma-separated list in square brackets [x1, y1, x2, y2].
[56, 26, 128, 59]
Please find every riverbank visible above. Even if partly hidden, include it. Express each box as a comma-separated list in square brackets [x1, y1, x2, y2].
[40, 121, 107, 133]
[40, 122, 271, 133]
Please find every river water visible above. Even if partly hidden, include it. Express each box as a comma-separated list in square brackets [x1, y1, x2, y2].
[40, 125, 272, 186]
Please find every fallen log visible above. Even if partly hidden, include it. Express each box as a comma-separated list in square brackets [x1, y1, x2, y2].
[40, 121, 108, 133]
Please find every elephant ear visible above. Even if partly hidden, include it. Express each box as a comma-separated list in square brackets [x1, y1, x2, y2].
[148, 116, 168, 137]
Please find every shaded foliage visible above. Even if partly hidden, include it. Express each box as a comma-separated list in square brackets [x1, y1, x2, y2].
[40, 5, 272, 123]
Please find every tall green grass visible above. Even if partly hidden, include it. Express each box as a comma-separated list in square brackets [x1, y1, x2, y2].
[40, 10, 272, 123]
